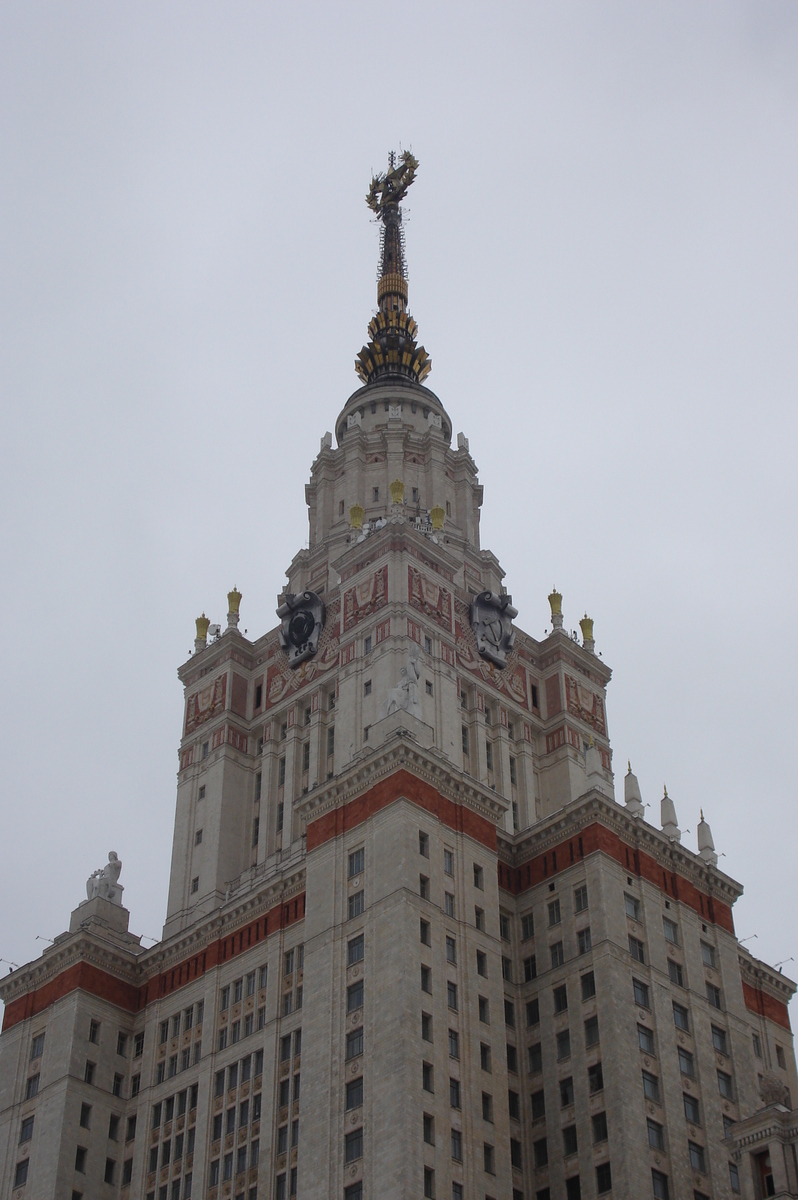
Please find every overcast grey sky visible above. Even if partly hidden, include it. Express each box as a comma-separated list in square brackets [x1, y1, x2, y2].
[1, 3, 797, 1007]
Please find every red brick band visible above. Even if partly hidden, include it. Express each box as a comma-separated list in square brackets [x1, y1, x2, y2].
[742, 980, 791, 1032]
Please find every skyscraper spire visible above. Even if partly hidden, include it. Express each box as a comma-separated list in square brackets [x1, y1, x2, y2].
[356, 149, 431, 385]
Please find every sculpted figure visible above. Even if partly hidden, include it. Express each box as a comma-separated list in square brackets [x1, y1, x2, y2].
[382, 646, 424, 722]
[86, 851, 123, 905]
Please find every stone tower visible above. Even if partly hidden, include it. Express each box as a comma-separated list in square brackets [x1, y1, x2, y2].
[2, 153, 797, 1200]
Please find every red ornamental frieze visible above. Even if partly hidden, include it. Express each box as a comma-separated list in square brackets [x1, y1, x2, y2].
[264, 599, 341, 711]
[454, 600, 528, 709]
[408, 565, 452, 631]
[185, 673, 227, 734]
[343, 566, 388, 632]
[565, 674, 606, 735]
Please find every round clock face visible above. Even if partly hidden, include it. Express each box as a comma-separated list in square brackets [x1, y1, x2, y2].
[288, 610, 315, 648]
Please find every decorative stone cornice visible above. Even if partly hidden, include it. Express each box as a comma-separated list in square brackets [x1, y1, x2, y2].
[294, 730, 509, 827]
[739, 946, 797, 1003]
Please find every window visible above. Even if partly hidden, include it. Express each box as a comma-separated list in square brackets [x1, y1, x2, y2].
[534, 1137, 549, 1168]
[19, 1116, 34, 1144]
[629, 935, 645, 963]
[647, 1118, 664, 1150]
[524, 954, 537, 982]
[89, 1019, 100, 1044]
[652, 1170, 670, 1199]
[422, 1062, 434, 1092]
[126, 1115, 137, 1142]
[421, 966, 432, 994]
[585, 1015, 600, 1047]
[550, 941, 564, 968]
[527, 998, 540, 1027]
[625, 893, 640, 921]
[729, 1162, 741, 1194]
[198, 784, 205, 799]
[475, 906, 485, 932]
[202, 741, 209, 759]
[109, 1114, 120, 1141]
[346, 1078, 363, 1111]
[554, 984, 568, 1013]
[485, 742, 494, 772]
[449, 1078, 461, 1109]
[422, 1012, 433, 1042]
[447, 982, 458, 1011]
[348, 891, 364, 919]
[689, 1142, 706, 1173]
[596, 1163, 612, 1194]
[560, 1076, 575, 1107]
[565, 1179, 582, 1200]
[663, 917, 679, 944]
[346, 1027, 363, 1060]
[424, 1166, 435, 1198]
[345, 1187, 362, 1200]
[777, 1044, 787, 1069]
[673, 1002, 689, 1031]
[712, 1025, 728, 1055]
[420, 919, 431, 946]
[511, 1137, 522, 1169]
[473, 863, 483, 889]
[75, 1146, 87, 1173]
[481, 1043, 492, 1072]
[420, 875, 430, 900]
[633, 978, 650, 1008]
[451, 1128, 462, 1161]
[521, 912, 534, 940]
[345, 1128, 363, 1162]
[668, 959, 684, 987]
[701, 942, 716, 968]
[104, 1158, 116, 1184]
[372, 487, 379, 503]
[507, 1043, 518, 1072]
[446, 935, 457, 964]
[592, 1111, 608, 1143]
[563, 1124, 578, 1156]
[706, 983, 722, 1010]
[478, 996, 490, 1024]
[462, 725, 469, 755]
[574, 885, 588, 913]
[642, 1071, 660, 1103]
[638, 1024, 655, 1054]
[509, 756, 517, 785]
[508, 1088, 520, 1120]
[195, 828, 203, 846]
[14, 1161, 29, 1188]
[717, 1070, 733, 1099]
[281, 1034, 292, 1062]
[444, 892, 455, 917]
[191, 876, 199, 893]
[443, 848, 454, 876]
[419, 831, 429, 857]
[348, 934, 364, 966]
[577, 927, 592, 955]
[122, 1159, 133, 1185]
[113, 1072, 123, 1096]
[347, 981, 364, 1013]
[423, 1112, 435, 1144]
[134, 1032, 144, 1058]
[500, 913, 511, 941]
[448, 1028, 459, 1059]
[504, 999, 514, 1026]
[364, 636, 372, 654]
[678, 1049, 695, 1078]
[30, 1032, 45, 1060]
[548, 899, 561, 927]
[588, 1062, 604, 1093]
[683, 1092, 700, 1124]
[477, 950, 487, 977]
[483, 1143, 495, 1174]
[581, 970, 596, 1000]
[557, 1029, 571, 1060]
[25, 1074, 40, 1098]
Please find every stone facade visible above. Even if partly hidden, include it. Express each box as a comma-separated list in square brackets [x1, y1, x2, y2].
[1, 165, 797, 1200]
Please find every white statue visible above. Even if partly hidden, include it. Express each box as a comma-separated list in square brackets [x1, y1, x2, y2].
[382, 646, 424, 722]
[86, 851, 123, 905]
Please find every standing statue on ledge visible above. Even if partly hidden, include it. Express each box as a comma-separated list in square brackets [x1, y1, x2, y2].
[86, 851, 123, 905]
[382, 646, 424, 722]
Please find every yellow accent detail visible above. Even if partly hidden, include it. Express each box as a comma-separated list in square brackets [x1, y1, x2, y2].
[349, 504, 364, 530]
[579, 614, 594, 644]
[377, 273, 409, 303]
[227, 587, 242, 615]
[195, 613, 210, 641]
[430, 505, 445, 530]
[390, 479, 405, 505]
[548, 588, 563, 617]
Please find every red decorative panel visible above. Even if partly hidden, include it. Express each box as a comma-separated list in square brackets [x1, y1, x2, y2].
[231, 673, 248, 718]
[545, 674, 561, 718]
[500, 707, 508, 728]
[408, 566, 453, 631]
[343, 566, 388, 632]
[441, 643, 455, 667]
[185, 673, 227, 734]
[742, 981, 791, 1031]
[263, 599, 341, 710]
[545, 726, 566, 754]
[340, 641, 355, 666]
[375, 618, 391, 643]
[565, 675, 606, 735]
[306, 768, 497, 854]
[180, 748, 193, 771]
[523, 723, 532, 743]
[454, 599, 528, 709]
[407, 619, 422, 644]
